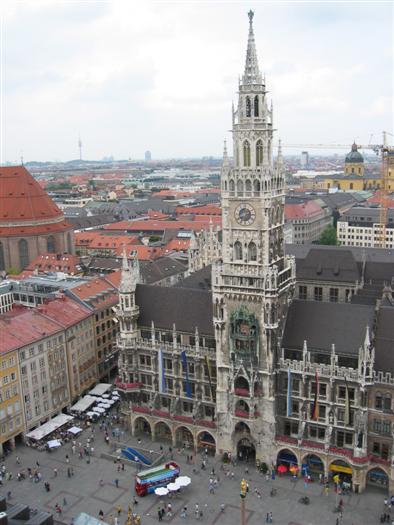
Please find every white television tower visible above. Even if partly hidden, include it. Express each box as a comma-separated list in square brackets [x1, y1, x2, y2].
[78, 135, 82, 161]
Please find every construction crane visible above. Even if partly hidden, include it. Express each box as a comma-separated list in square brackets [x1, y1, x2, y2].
[285, 132, 394, 249]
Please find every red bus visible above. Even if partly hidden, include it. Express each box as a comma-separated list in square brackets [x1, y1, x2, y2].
[135, 461, 180, 496]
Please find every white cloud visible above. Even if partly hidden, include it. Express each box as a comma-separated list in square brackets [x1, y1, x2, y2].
[2, 1, 393, 161]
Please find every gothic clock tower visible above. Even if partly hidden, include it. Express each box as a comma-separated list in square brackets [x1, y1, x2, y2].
[213, 11, 295, 463]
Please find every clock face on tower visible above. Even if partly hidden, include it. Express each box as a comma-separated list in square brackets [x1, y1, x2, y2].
[235, 203, 256, 226]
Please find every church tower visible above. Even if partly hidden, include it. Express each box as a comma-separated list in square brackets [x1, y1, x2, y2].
[212, 11, 296, 463]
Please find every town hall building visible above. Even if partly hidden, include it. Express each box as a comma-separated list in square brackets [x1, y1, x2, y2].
[116, 12, 394, 494]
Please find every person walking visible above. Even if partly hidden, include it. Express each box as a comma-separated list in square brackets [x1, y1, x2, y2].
[114, 479, 119, 488]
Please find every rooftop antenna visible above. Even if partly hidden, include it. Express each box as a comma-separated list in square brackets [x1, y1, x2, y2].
[21, 151, 24, 166]
[78, 135, 82, 161]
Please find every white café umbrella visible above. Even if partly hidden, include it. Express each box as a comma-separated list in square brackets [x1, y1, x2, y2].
[167, 482, 179, 492]
[47, 439, 62, 449]
[102, 394, 110, 399]
[93, 406, 105, 413]
[176, 476, 191, 487]
[154, 487, 169, 496]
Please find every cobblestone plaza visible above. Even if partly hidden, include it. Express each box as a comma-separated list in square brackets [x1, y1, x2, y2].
[0, 420, 385, 525]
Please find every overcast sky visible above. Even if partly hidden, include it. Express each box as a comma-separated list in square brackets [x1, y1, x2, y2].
[2, 1, 393, 162]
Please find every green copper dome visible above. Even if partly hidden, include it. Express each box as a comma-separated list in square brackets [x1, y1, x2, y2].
[345, 143, 364, 163]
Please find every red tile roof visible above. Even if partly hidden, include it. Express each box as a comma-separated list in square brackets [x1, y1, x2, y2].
[40, 296, 91, 328]
[176, 205, 221, 216]
[75, 232, 139, 251]
[164, 238, 190, 252]
[285, 201, 324, 220]
[116, 244, 164, 260]
[0, 166, 63, 223]
[0, 166, 72, 237]
[25, 253, 82, 275]
[151, 190, 193, 198]
[70, 276, 119, 309]
[0, 307, 63, 354]
[104, 219, 221, 232]
[0, 296, 91, 353]
[105, 270, 121, 289]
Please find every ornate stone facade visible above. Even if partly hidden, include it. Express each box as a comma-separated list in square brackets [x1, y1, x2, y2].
[116, 12, 394, 494]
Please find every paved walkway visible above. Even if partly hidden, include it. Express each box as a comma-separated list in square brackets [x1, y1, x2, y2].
[0, 417, 385, 525]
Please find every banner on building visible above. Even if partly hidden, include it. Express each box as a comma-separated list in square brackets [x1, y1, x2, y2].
[311, 370, 319, 421]
[204, 355, 215, 401]
[181, 351, 192, 399]
[158, 348, 166, 394]
[344, 377, 350, 426]
[286, 367, 292, 417]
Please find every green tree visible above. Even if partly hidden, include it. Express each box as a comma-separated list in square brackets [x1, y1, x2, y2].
[318, 225, 338, 245]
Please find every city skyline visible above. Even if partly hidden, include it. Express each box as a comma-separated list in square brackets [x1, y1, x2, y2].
[2, 1, 393, 162]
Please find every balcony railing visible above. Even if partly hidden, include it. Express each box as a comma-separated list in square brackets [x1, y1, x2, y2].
[234, 387, 250, 397]
[235, 409, 250, 418]
[130, 404, 217, 428]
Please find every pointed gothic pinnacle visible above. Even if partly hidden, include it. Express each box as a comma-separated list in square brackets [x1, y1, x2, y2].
[278, 139, 283, 164]
[242, 10, 262, 85]
[364, 325, 370, 347]
[122, 247, 129, 271]
[223, 139, 228, 159]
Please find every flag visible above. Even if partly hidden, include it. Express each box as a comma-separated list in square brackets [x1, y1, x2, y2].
[286, 367, 292, 417]
[158, 348, 166, 394]
[181, 351, 192, 399]
[344, 377, 350, 426]
[205, 355, 215, 402]
[311, 370, 319, 420]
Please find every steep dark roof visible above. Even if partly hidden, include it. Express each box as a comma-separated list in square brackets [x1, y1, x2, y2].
[175, 265, 212, 290]
[139, 257, 187, 283]
[374, 303, 394, 373]
[282, 300, 375, 355]
[297, 248, 359, 283]
[67, 214, 118, 229]
[136, 284, 214, 335]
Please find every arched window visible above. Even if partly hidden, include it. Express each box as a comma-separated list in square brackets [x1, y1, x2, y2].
[256, 140, 263, 166]
[383, 394, 392, 411]
[254, 96, 259, 117]
[229, 179, 235, 195]
[234, 241, 243, 260]
[237, 179, 244, 196]
[375, 392, 382, 410]
[18, 239, 29, 269]
[224, 180, 228, 191]
[0, 242, 5, 271]
[253, 179, 260, 195]
[47, 235, 56, 253]
[243, 141, 251, 167]
[246, 96, 251, 117]
[245, 179, 252, 194]
[248, 242, 257, 262]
